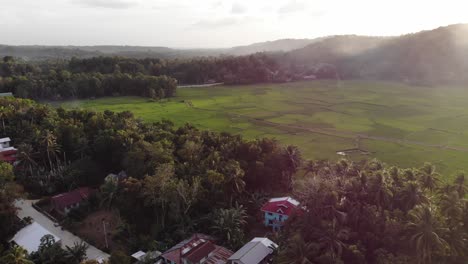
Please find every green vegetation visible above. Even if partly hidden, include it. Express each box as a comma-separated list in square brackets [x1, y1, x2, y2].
[61, 80, 468, 179]
[1, 97, 467, 263]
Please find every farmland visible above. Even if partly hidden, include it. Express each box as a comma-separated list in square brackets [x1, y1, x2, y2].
[60, 80, 468, 179]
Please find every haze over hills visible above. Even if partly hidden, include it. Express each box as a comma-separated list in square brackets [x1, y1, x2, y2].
[2, 23, 468, 85]
[283, 23, 468, 84]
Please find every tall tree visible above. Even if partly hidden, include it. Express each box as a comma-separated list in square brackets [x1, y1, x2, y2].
[406, 205, 448, 264]
[0, 246, 33, 264]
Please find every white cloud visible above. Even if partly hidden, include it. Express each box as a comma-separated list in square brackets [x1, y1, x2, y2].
[278, 0, 306, 14]
[73, 0, 138, 9]
[0, 0, 467, 48]
[231, 3, 247, 14]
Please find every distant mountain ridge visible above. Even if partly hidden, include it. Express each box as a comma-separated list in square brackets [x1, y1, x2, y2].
[0, 38, 323, 60]
[2, 23, 468, 84]
[285, 24, 468, 83]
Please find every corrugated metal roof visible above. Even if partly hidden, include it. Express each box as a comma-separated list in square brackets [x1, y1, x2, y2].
[261, 197, 300, 216]
[0, 137, 11, 143]
[10, 222, 61, 253]
[0, 92, 13, 97]
[228, 238, 277, 264]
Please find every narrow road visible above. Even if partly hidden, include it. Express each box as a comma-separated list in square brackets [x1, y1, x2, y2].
[15, 199, 110, 262]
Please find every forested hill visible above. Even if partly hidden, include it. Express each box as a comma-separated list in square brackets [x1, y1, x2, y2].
[0, 39, 318, 60]
[286, 24, 468, 83]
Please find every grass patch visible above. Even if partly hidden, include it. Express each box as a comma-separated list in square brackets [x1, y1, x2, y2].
[58, 80, 468, 181]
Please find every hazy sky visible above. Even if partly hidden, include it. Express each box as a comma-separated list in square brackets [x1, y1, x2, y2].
[1, 0, 467, 48]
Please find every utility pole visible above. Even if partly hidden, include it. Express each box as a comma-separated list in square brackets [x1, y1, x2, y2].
[102, 219, 109, 249]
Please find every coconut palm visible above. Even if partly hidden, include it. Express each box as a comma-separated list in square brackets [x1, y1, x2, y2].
[418, 163, 440, 192]
[303, 160, 318, 176]
[439, 191, 464, 226]
[100, 180, 118, 209]
[276, 234, 315, 264]
[283, 145, 302, 173]
[65, 241, 88, 263]
[406, 205, 448, 264]
[0, 246, 33, 264]
[224, 160, 245, 205]
[16, 143, 37, 176]
[443, 226, 467, 257]
[318, 220, 350, 262]
[40, 130, 61, 170]
[369, 172, 392, 212]
[453, 173, 467, 197]
[210, 204, 247, 249]
[399, 182, 428, 212]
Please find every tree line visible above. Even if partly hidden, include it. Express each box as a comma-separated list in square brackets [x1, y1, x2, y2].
[0, 57, 177, 100]
[276, 159, 468, 264]
[0, 96, 298, 254]
[0, 97, 466, 263]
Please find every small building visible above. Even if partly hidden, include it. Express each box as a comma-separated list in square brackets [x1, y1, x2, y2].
[227, 237, 278, 264]
[51, 187, 94, 215]
[261, 197, 300, 231]
[303, 74, 317, 80]
[0, 92, 13, 97]
[131, 250, 162, 264]
[0, 137, 17, 164]
[10, 222, 61, 253]
[161, 233, 233, 264]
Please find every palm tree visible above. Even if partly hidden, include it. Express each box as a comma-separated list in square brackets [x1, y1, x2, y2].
[318, 220, 350, 262]
[439, 191, 463, 226]
[65, 241, 88, 263]
[406, 205, 448, 264]
[418, 163, 440, 192]
[369, 172, 392, 213]
[0, 246, 33, 264]
[224, 160, 245, 206]
[283, 145, 302, 173]
[40, 130, 60, 170]
[399, 182, 428, 212]
[16, 143, 37, 177]
[443, 226, 467, 257]
[210, 204, 247, 249]
[276, 234, 315, 264]
[303, 160, 317, 176]
[100, 180, 118, 209]
[453, 173, 467, 197]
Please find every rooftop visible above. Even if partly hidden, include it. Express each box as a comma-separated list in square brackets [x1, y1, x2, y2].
[261, 196, 300, 216]
[51, 187, 94, 211]
[161, 233, 214, 264]
[228, 237, 277, 264]
[10, 222, 60, 253]
[0, 137, 11, 143]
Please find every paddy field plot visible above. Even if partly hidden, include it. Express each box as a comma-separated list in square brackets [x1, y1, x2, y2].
[59, 80, 468, 180]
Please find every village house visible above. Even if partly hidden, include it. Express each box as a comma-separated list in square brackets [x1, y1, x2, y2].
[51, 187, 94, 215]
[131, 250, 163, 264]
[227, 237, 277, 264]
[261, 197, 300, 231]
[0, 137, 17, 164]
[10, 222, 61, 253]
[161, 233, 233, 264]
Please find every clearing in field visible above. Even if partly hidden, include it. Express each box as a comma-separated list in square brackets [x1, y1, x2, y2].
[59, 80, 468, 180]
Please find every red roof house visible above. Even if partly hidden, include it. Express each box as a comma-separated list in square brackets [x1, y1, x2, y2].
[161, 233, 233, 264]
[261, 197, 301, 231]
[0, 137, 17, 164]
[51, 187, 94, 215]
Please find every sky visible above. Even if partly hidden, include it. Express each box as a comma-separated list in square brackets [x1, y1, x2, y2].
[1, 0, 467, 48]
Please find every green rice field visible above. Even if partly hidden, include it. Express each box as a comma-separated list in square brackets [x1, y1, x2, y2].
[59, 80, 468, 180]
